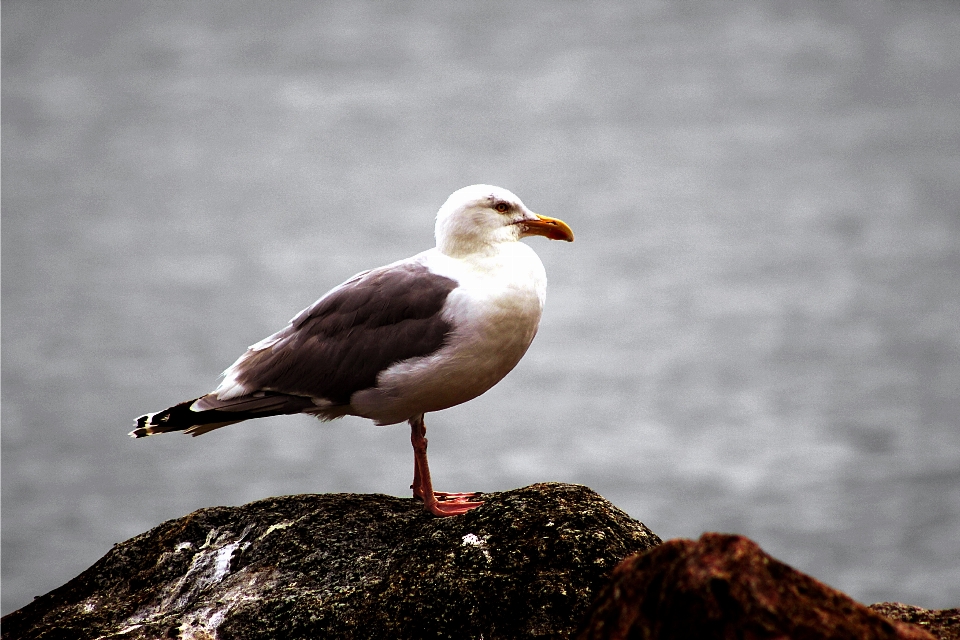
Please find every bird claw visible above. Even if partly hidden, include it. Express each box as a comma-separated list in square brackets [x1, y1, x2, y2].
[425, 497, 484, 517]
[411, 486, 482, 503]
[435, 491, 483, 502]
[412, 488, 483, 516]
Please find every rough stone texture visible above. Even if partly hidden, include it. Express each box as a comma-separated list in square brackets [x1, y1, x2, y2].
[577, 532, 936, 640]
[870, 603, 960, 640]
[1, 482, 660, 640]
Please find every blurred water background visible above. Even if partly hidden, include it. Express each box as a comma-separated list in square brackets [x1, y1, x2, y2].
[3, 0, 960, 614]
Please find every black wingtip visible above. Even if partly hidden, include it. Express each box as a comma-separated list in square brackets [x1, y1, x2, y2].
[129, 412, 157, 438]
[130, 393, 318, 440]
[129, 406, 195, 438]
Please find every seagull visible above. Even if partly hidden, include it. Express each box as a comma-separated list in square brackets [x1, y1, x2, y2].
[131, 184, 574, 516]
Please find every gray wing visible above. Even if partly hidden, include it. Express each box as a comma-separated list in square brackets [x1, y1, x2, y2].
[220, 261, 458, 406]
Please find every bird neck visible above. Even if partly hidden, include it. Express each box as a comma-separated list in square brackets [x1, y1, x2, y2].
[437, 236, 502, 260]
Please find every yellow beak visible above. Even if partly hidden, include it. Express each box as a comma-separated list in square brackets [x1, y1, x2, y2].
[517, 214, 575, 242]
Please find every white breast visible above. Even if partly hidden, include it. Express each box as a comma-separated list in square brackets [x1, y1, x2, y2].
[350, 243, 547, 425]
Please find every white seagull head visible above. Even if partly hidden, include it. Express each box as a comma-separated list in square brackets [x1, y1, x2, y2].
[435, 184, 574, 257]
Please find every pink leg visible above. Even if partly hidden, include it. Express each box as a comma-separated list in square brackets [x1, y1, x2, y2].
[409, 415, 483, 517]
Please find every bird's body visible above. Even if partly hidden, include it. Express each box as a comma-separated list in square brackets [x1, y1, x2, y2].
[132, 184, 574, 516]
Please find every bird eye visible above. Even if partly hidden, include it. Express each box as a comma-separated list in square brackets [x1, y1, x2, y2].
[494, 202, 510, 213]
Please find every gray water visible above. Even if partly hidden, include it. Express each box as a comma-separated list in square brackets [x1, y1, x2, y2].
[3, 1, 959, 615]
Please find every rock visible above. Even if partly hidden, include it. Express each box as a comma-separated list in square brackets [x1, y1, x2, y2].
[576, 532, 936, 640]
[1, 482, 661, 640]
[870, 603, 960, 640]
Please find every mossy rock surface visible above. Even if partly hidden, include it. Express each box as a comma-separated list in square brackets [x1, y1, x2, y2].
[2, 482, 660, 640]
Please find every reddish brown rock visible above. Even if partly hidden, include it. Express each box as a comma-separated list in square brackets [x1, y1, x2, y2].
[577, 532, 935, 640]
[870, 602, 960, 640]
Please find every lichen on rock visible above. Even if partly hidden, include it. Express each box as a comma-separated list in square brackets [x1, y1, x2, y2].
[2, 482, 660, 640]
